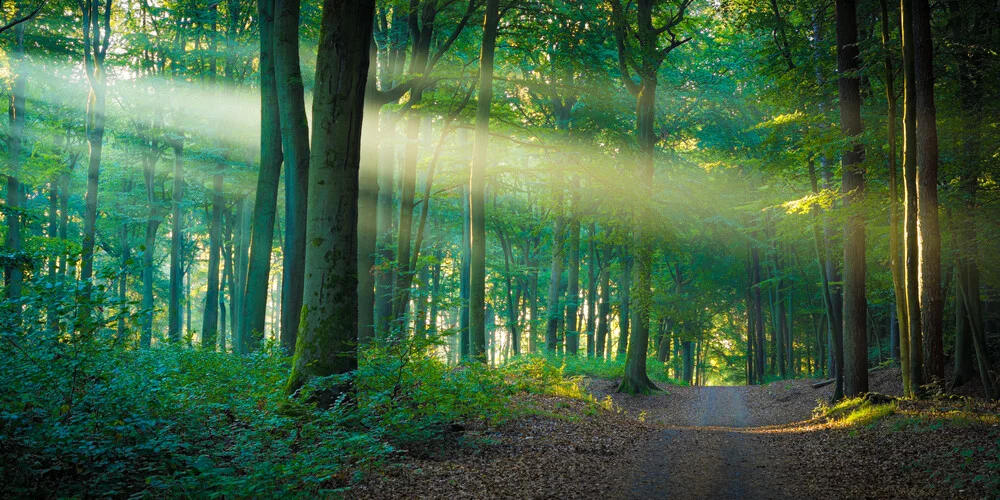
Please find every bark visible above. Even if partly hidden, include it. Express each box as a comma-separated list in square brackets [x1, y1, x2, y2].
[201, 172, 223, 349]
[618, 252, 632, 358]
[880, 0, 910, 392]
[901, 0, 923, 396]
[564, 198, 581, 355]
[460, 184, 471, 359]
[469, 0, 500, 362]
[836, 0, 868, 397]
[4, 18, 25, 322]
[287, 0, 375, 395]
[139, 123, 161, 348]
[168, 139, 184, 343]
[545, 174, 564, 353]
[912, 0, 944, 384]
[275, 0, 310, 354]
[79, 0, 112, 327]
[585, 223, 598, 357]
[241, 0, 283, 353]
[595, 243, 612, 359]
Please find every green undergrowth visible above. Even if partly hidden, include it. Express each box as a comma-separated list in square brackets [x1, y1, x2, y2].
[0, 329, 601, 498]
[536, 354, 684, 386]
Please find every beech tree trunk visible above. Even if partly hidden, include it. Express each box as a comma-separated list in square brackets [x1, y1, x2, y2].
[287, 0, 375, 395]
[241, 0, 283, 353]
[900, 0, 923, 396]
[168, 139, 185, 343]
[275, 0, 310, 354]
[912, 0, 944, 384]
[201, 172, 223, 349]
[836, 0, 868, 397]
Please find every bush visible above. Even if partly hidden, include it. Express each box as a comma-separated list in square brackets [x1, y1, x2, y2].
[0, 328, 555, 497]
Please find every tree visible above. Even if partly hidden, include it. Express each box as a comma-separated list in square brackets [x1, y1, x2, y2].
[240, 0, 283, 353]
[911, 0, 943, 384]
[836, 0, 868, 398]
[609, 0, 692, 394]
[78, 0, 113, 326]
[274, 0, 311, 354]
[287, 0, 376, 395]
[468, 0, 500, 362]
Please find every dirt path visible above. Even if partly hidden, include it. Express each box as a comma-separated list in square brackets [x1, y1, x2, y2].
[626, 387, 789, 499]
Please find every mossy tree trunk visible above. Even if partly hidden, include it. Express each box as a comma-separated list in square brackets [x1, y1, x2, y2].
[286, 0, 375, 396]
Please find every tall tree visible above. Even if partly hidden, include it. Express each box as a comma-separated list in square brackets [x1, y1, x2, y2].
[287, 0, 376, 395]
[201, 171, 224, 349]
[900, 0, 923, 395]
[275, 0, 311, 354]
[609, 0, 691, 393]
[836, 0, 868, 398]
[911, 0, 943, 384]
[468, 0, 500, 362]
[78, 0, 113, 325]
[240, 0, 284, 352]
[4, 13, 26, 323]
[168, 138, 184, 343]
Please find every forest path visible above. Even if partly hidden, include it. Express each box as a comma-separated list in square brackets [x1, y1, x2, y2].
[617, 386, 797, 500]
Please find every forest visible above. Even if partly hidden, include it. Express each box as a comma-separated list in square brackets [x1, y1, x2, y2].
[2, 0, 999, 497]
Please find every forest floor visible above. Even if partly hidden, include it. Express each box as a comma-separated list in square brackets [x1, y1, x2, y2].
[354, 367, 1000, 499]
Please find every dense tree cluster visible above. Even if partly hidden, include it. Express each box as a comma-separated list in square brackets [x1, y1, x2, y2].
[1, 0, 998, 400]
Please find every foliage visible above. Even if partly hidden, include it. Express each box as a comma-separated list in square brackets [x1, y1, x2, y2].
[0, 324, 598, 497]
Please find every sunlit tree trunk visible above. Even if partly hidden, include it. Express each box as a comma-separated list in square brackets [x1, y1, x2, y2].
[79, 0, 112, 328]
[545, 173, 565, 353]
[275, 0, 310, 354]
[879, 0, 910, 392]
[139, 124, 161, 348]
[201, 172, 224, 349]
[900, 0, 923, 396]
[287, 0, 375, 395]
[912, 0, 943, 385]
[168, 139, 185, 343]
[585, 223, 598, 357]
[460, 184, 471, 359]
[618, 251, 633, 359]
[565, 203, 581, 355]
[595, 243, 612, 359]
[241, 0, 283, 353]
[469, 0, 500, 362]
[4, 18, 25, 323]
[836, 0, 868, 398]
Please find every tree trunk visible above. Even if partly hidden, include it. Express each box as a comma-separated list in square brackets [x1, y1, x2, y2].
[241, 0, 283, 353]
[880, 0, 910, 392]
[4, 19, 25, 322]
[911, 0, 943, 385]
[565, 201, 581, 355]
[900, 0, 923, 396]
[595, 243, 612, 359]
[201, 172, 223, 349]
[79, 0, 112, 328]
[460, 184, 471, 359]
[168, 139, 185, 343]
[545, 174, 564, 353]
[286, 0, 374, 395]
[275, 0, 310, 354]
[618, 251, 632, 359]
[585, 223, 598, 357]
[468, 0, 499, 362]
[836, 0, 868, 398]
